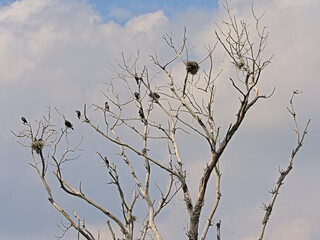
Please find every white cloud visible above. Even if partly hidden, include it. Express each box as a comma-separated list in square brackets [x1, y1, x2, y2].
[125, 10, 168, 33]
[0, 0, 52, 22]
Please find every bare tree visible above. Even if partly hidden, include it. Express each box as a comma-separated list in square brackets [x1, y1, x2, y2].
[13, 3, 310, 240]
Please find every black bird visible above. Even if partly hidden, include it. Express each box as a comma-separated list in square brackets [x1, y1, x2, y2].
[134, 75, 141, 84]
[153, 92, 160, 99]
[65, 120, 74, 130]
[134, 92, 140, 100]
[105, 102, 110, 111]
[21, 117, 27, 124]
[139, 108, 145, 119]
[149, 92, 160, 101]
[75, 110, 81, 119]
[104, 157, 109, 166]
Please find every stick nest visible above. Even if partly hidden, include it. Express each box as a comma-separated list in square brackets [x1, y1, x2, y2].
[31, 139, 44, 154]
[186, 61, 199, 75]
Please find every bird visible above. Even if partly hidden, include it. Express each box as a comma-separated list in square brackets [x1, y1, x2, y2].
[65, 120, 74, 130]
[149, 92, 160, 102]
[75, 110, 81, 119]
[153, 92, 160, 99]
[105, 102, 110, 111]
[21, 117, 27, 124]
[135, 75, 142, 84]
[104, 157, 109, 166]
[134, 92, 140, 100]
[139, 108, 145, 119]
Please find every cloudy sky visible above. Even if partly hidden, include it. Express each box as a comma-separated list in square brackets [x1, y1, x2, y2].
[1, 0, 319, 239]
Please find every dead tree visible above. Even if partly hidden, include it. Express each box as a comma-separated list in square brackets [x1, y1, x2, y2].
[12, 3, 310, 240]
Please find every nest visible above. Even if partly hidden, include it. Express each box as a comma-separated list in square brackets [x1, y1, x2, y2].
[31, 139, 44, 154]
[186, 60, 199, 75]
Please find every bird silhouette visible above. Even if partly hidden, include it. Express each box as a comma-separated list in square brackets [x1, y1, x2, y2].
[105, 102, 110, 111]
[75, 110, 81, 119]
[139, 108, 145, 119]
[149, 92, 160, 102]
[65, 120, 74, 130]
[135, 75, 142, 84]
[104, 157, 109, 166]
[134, 92, 140, 100]
[21, 117, 28, 124]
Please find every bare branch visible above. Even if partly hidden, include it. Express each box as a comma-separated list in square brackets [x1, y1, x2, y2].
[258, 91, 311, 240]
[200, 161, 222, 240]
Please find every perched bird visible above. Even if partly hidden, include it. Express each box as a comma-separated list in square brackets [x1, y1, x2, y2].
[138, 108, 145, 119]
[153, 92, 160, 99]
[135, 75, 142, 84]
[105, 102, 110, 111]
[21, 117, 28, 124]
[75, 110, 81, 119]
[65, 120, 74, 130]
[134, 92, 140, 100]
[104, 157, 109, 166]
[149, 92, 160, 102]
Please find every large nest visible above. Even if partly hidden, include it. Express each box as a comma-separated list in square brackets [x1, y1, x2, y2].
[31, 139, 44, 154]
[186, 60, 199, 75]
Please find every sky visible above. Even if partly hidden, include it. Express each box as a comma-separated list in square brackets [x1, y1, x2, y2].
[0, 0, 319, 239]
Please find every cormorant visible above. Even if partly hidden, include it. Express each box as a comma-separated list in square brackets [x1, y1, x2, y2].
[104, 157, 109, 166]
[21, 117, 27, 124]
[135, 75, 142, 84]
[105, 102, 110, 111]
[75, 110, 81, 119]
[65, 120, 74, 130]
[139, 108, 144, 119]
[149, 92, 160, 101]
